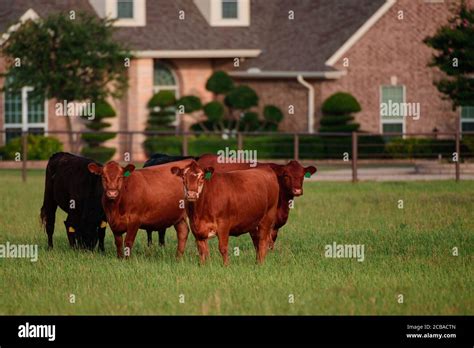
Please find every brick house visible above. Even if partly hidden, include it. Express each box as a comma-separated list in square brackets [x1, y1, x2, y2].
[0, 0, 472, 160]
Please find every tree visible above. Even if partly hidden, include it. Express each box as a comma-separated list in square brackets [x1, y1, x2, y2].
[424, 1, 474, 109]
[1, 12, 130, 149]
[320, 92, 361, 132]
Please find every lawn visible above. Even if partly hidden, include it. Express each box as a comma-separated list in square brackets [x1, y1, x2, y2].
[0, 169, 473, 315]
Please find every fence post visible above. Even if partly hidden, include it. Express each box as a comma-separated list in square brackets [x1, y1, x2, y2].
[182, 133, 188, 156]
[22, 131, 27, 183]
[237, 133, 243, 151]
[352, 132, 358, 183]
[128, 132, 133, 161]
[293, 133, 299, 161]
[74, 132, 82, 154]
[455, 130, 460, 182]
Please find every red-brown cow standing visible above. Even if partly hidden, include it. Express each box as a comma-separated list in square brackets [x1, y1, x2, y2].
[197, 154, 317, 249]
[171, 160, 279, 265]
[88, 160, 192, 258]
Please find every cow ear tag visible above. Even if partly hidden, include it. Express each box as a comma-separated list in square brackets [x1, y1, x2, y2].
[205, 172, 212, 180]
[305, 172, 311, 178]
[124, 171, 131, 177]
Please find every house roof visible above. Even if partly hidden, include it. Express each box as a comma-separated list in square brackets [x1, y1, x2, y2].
[0, 0, 387, 74]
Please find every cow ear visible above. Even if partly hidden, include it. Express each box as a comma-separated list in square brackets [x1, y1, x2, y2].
[305, 166, 317, 175]
[123, 164, 135, 177]
[170, 166, 182, 177]
[88, 163, 103, 175]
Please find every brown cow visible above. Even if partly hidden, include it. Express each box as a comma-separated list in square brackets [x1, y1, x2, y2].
[170, 160, 279, 265]
[88, 160, 191, 258]
[197, 154, 317, 249]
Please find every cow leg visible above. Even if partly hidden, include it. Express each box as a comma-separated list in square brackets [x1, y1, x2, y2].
[158, 229, 166, 247]
[65, 214, 80, 249]
[98, 225, 106, 253]
[43, 204, 57, 250]
[249, 229, 260, 251]
[174, 221, 189, 258]
[195, 238, 209, 264]
[268, 228, 278, 250]
[124, 226, 139, 259]
[256, 220, 274, 264]
[217, 231, 230, 266]
[146, 230, 153, 246]
[114, 234, 124, 258]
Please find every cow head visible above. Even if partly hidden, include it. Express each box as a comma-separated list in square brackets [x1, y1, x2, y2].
[171, 161, 213, 202]
[270, 160, 317, 197]
[88, 161, 135, 200]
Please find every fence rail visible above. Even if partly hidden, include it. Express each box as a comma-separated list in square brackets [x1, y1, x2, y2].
[1, 130, 473, 183]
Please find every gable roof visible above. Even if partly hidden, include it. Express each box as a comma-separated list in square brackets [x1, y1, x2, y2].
[0, 0, 388, 74]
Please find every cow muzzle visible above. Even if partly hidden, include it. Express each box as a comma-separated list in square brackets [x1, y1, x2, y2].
[106, 190, 119, 199]
[292, 188, 303, 196]
[185, 191, 199, 201]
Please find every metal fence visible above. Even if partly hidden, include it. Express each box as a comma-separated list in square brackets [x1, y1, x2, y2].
[1, 130, 473, 183]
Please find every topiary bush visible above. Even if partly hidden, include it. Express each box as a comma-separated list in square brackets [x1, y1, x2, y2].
[81, 99, 116, 162]
[205, 70, 234, 94]
[320, 92, 361, 133]
[145, 90, 177, 156]
[2, 135, 63, 160]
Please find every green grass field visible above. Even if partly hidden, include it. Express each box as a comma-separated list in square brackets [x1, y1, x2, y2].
[0, 169, 473, 315]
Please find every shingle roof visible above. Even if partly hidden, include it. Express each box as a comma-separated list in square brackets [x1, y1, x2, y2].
[0, 0, 386, 73]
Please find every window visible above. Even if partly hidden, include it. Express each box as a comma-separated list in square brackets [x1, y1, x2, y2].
[153, 60, 179, 128]
[222, 0, 238, 19]
[117, 0, 134, 19]
[461, 106, 474, 132]
[106, 0, 146, 27]
[4, 80, 47, 143]
[204, 0, 249, 27]
[380, 85, 405, 134]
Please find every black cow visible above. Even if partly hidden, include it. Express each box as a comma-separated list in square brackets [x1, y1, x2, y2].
[40, 152, 106, 251]
[142, 153, 198, 246]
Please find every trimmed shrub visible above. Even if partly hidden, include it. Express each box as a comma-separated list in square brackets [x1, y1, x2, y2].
[81, 99, 116, 162]
[2, 135, 63, 160]
[176, 95, 202, 113]
[322, 92, 361, 115]
[320, 92, 361, 133]
[203, 101, 225, 123]
[206, 71, 234, 95]
[81, 146, 116, 164]
[224, 85, 259, 110]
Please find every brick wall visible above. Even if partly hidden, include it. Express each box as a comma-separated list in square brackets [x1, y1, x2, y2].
[320, 0, 468, 134]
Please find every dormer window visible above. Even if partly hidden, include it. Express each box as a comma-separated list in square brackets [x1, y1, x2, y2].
[194, 0, 249, 27]
[100, 0, 146, 27]
[222, 0, 238, 19]
[117, 0, 134, 19]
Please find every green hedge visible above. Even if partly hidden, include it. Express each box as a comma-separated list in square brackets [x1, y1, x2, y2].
[0, 135, 63, 160]
[142, 134, 385, 159]
[385, 138, 471, 159]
